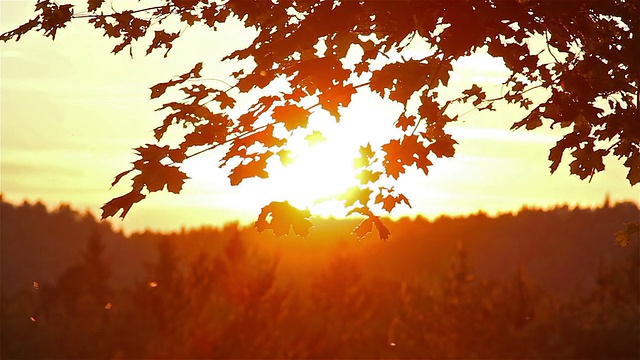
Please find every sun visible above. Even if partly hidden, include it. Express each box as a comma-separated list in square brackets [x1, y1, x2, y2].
[181, 91, 405, 219]
[259, 92, 406, 217]
[265, 124, 361, 217]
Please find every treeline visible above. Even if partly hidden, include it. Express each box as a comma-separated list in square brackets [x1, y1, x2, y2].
[1, 199, 639, 358]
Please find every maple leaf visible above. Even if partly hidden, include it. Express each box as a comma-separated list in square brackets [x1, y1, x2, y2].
[462, 84, 486, 106]
[151, 80, 180, 99]
[360, 143, 375, 159]
[382, 140, 406, 179]
[374, 217, 391, 241]
[277, 149, 294, 166]
[289, 87, 307, 102]
[427, 134, 458, 158]
[353, 217, 373, 238]
[356, 169, 381, 185]
[376, 192, 411, 212]
[569, 146, 607, 180]
[354, 143, 375, 168]
[305, 131, 326, 146]
[101, 190, 145, 219]
[87, 0, 104, 12]
[150, 62, 203, 99]
[417, 96, 440, 120]
[255, 201, 312, 237]
[353, 213, 390, 240]
[369, 63, 399, 97]
[272, 105, 310, 131]
[317, 84, 356, 120]
[338, 186, 373, 208]
[36, 1, 74, 40]
[511, 108, 543, 131]
[180, 10, 199, 25]
[228, 153, 271, 186]
[215, 92, 236, 109]
[388, 60, 432, 104]
[624, 153, 639, 185]
[396, 114, 417, 132]
[353, 61, 369, 76]
[134, 144, 170, 163]
[132, 163, 188, 193]
[182, 120, 228, 148]
[146, 30, 180, 57]
[382, 137, 433, 179]
[548, 133, 580, 173]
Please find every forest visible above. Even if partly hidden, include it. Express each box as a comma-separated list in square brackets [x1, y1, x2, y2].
[1, 197, 638, 358]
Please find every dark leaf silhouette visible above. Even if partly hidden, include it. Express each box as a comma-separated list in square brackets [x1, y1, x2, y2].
[255, 201, 312, 237]
[150, 62, 203, 99]
[3, 0, 638, 239]
[100, 190, 145, 219]
[87, 0, 104, 12]
[146, 31, 179, 57]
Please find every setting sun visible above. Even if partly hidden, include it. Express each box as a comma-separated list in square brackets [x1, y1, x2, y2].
[265, 116, 361, 216]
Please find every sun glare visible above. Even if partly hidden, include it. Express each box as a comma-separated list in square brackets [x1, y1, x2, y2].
[237, 92, 404, 218]
[266, 126, 361, 217]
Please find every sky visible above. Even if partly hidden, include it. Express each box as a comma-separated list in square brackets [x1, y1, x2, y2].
[1, 0, 638, 233]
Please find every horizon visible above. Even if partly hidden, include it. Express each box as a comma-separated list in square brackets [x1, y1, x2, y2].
[2, 193, 636, 236]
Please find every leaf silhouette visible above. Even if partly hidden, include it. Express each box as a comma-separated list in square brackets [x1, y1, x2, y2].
[6, 0, 637, 237]
[132, 163, 188, 193]
[353, 217, 373, 238]
[35, 0, 74, 40]
[100, 190, 145, 219]
[396, 114, 417, 132]
[255, 201, 312, 237]
[228, 153, 271, 186]
[150, 62, 203, 99]
[87, 0, 104, 12]
[624, 153, 639, 185]
[277, 149, 293, 166]
[383, 136, 433, 179]
[215, 92, 236, 109]
[146, 30, 180, 57]
[427, 134, 458, 158]
[376, 192, 411, 213]
[353, 212, 390, 241]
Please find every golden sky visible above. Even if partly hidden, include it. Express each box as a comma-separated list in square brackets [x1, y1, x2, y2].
[1, 1, 638, 233]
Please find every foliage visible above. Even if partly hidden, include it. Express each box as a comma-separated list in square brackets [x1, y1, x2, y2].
[2, 0, 638, 238]
[2, 209, 639, 358]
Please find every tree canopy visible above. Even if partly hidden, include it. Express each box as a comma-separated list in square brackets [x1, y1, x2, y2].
[3, 0, 638, 239]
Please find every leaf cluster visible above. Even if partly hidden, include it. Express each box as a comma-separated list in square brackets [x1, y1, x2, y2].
[3, 0, 638, 239]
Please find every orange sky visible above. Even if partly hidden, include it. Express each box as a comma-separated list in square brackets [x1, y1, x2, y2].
[1, 1, 638, 233]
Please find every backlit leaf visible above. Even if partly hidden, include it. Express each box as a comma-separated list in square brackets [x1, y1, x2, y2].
[272, 105, 310, 131]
